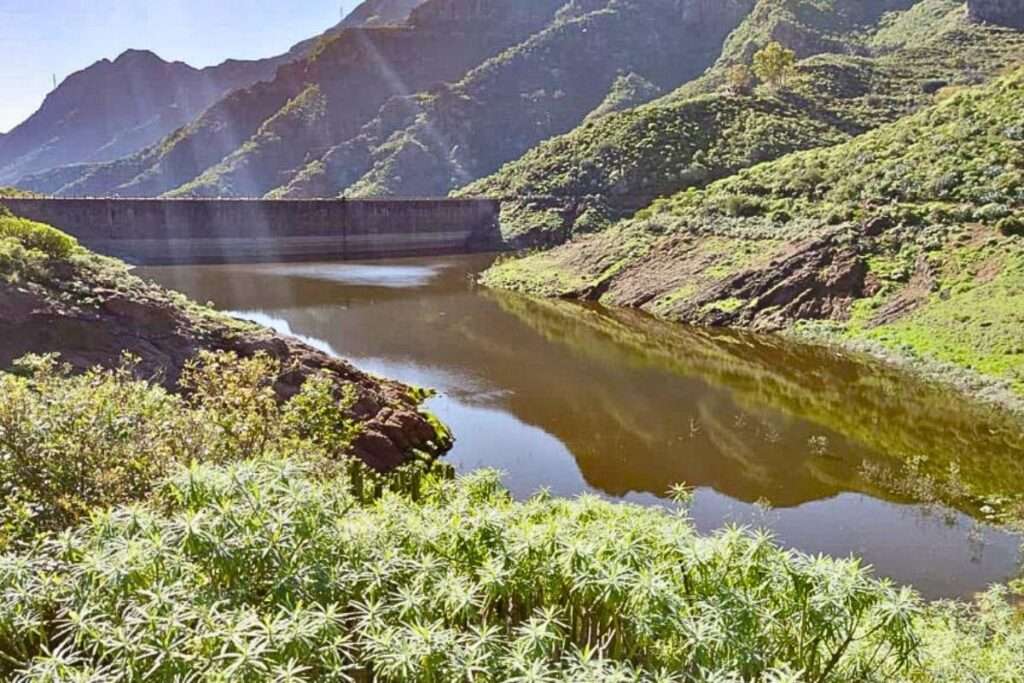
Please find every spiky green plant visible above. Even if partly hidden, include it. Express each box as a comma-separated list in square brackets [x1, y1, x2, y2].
[0, 452, 930, 682]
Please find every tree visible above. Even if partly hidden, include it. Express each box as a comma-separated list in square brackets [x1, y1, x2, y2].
[753, 41, 797, 89]
[726, 64, 755, 94]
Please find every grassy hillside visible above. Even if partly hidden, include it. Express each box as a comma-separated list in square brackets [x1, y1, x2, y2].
[465, 0, 1024, 245]
[485, 65, 1024, 406]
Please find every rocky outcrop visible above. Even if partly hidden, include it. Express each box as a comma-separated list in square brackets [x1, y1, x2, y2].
[0, 255, 451, 470]
[968, 0, 1024, 28]
[667, 229, 869, 331]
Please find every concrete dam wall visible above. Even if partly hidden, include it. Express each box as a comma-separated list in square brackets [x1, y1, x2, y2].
[0, 197, 503, 264]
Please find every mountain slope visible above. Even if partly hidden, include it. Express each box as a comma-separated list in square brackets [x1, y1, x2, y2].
[0, 50, 292, 186]
[273, 0, 755, 200]
[463, 0, 1024, 245]
[484, 65, 1024, 405]
[340, 0, 425, 26]
[0, 0, 434, 189]
[26, 0, 567, 199]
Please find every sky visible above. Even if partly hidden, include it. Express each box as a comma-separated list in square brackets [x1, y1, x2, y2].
[0, 1, 357, 133]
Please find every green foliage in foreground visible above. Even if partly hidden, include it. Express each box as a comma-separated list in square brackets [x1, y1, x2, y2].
[0, 358, 1021, 681]
[0, 209, 77, 273]
[0, 352, 359, 549]
[0, 459, 921, 682]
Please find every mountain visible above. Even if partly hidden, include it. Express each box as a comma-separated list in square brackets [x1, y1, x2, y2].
[0, 0, 428, 189]
[483, 60, 1024, 404]
[0, 50, 292, 186]
[15, 0, 1024, 206]
[22, 0, 568, 198]
[270, 0, 755, 200]
[339, 0, 425, 26]
[461, 0, 1024, 245]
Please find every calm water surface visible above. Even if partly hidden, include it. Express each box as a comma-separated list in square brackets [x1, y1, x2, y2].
[140, 254, 1024, 599]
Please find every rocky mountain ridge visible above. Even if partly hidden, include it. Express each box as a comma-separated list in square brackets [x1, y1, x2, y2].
[0, 0, 430, 189]
[20, 0, 568, 199]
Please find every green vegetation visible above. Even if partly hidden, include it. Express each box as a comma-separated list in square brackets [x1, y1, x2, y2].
[486, 62, 1024, 406]
[726, 64, 756, 95]
[3, 3, 1024, 680]
[584, 72, 664, 122]
[0, 187, 41, 198]
[652, 70, 1024, 221]
[0, 209, 76, 259]
[0, 213, 1021, 680]
[0, 208, 252, 337]
[752, 42, 797, 89]
[282, 0, 752, 201]
[0, 351, 359, 548]
[168, 84, 331, 198]
[0, 356, 1019, 680]
[0, 208, 78, 276]
[465, 0, 1024, 244]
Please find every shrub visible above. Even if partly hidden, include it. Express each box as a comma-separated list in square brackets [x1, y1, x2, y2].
[976, 202, 1012, 221]
[0, 351, 360, 547]
[0, 460, 924, 681]
[752, 41, 797, 90]
[934, 85, 968, 102]
[997, 214, 1024, 237]
[720, 193, 764, 217]
[726, 63, 755, 94]
[929, 171, 960, 198]
[0, 213, 77, 259]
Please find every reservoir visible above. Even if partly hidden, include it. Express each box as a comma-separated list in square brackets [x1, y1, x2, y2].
[141, 253, 1024, 600]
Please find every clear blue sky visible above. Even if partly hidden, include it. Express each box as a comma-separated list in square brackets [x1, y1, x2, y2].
[0, 1, 356, 133]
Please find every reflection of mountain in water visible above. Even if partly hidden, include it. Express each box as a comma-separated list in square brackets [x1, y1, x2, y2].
[141, 257, 1024, 512]
[491, 293, 1024, 505]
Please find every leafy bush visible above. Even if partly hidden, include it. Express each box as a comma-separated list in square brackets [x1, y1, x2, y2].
[1, 459, 925, 682]
[998, 214, 1024, 237]
[915, 586, 1024, 682]
[0, 213, 77, 260]
[726, 64, 755, 94]
[720, 194, 765, 217]
[0, 351, 360, 548]
[976, 202, 1012, 222]
[752, 41, 797, 90]
[0, 339, 1020, 681]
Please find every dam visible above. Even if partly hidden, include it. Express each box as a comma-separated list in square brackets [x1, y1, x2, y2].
[0, 197, 503, 264]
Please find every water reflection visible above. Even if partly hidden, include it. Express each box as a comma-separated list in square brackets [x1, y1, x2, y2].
[140, 254, 1024, 598]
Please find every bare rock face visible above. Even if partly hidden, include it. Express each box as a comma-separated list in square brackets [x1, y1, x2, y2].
[968, 0, 1024, 28]
[0, 259, 451, 471]
[667, 229, 869, 332]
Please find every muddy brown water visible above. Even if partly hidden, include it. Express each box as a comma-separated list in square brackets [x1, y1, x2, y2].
[139, 253, 1024, 599]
